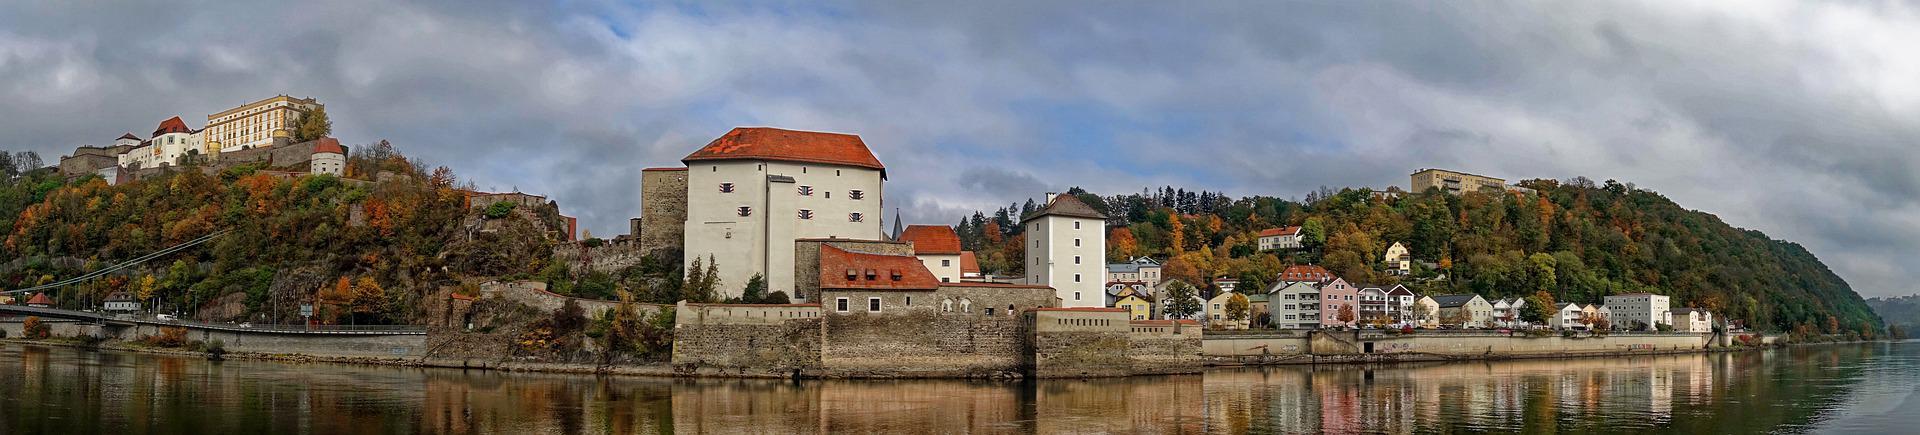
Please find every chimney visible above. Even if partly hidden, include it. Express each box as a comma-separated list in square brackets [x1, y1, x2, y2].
[1044, 192, 1057, 203]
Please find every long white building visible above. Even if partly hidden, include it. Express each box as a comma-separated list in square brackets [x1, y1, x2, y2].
[1023, 193, 1107, 307]
[678, 127, 887, 299]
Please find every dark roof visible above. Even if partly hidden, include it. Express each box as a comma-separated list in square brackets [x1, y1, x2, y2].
[118, 133, 140, 141]
[897, 225, 962, 255]
[817, 245, 940, 291]
[1384, 286, 1414, 296]
[1431, 294, 1482, 308]
[1672, 308, 1708, 315]
[1021, 194, 1107, 223]
[683, 127, 884, 171]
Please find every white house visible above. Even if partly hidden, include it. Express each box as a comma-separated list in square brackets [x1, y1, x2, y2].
[1024, 193, 1108, 307]
[1548, 302, 1587, 330]
[1672, 308, 1713, 333]
[1106, 256, 1163, 286]
[1604, 293, 1672, 331]
[897, 225, 964, 283]
[679, 127, 887, 300]
[1153, 279, 1207, 321]
[1385, 285, 1416, 325]
[1383, 241, 1411, 275]
[1257, 226, 1303, 250]
[1413, 296, 1440, 327]
[1269, 281, 1323, 329]
[118, 116, 205, 169]
[103, 292, 140, 312]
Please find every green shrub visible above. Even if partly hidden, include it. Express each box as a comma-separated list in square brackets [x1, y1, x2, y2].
[483, 202, 516, 219]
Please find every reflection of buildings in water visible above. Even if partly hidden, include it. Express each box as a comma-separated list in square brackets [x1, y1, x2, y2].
[673, 379, 821, 434]
[818, 380, 1023, 433]
[1313, 369, 1364, 434]
[1037, 376, 1204, 434]
[1649, 365, 1674, 421]
[1204, 368, 1319, 434]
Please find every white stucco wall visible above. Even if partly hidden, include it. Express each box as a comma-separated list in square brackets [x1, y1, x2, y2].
[1027, 213, 1105, 307]
[682, 160, 884, 299]
[917, 253, 962, 283]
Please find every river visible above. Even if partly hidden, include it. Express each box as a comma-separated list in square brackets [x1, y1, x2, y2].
[2, 341, 1916, 434]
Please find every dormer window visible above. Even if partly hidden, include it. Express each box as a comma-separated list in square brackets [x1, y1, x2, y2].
[864, 269, 878, 280]
[849, 190, 864, 200]
[845, 269, 859, 281]
[798, 185, 813, 196]
[719, 183, 735, 193]
[737, 206, 752, 217]
[890, 270, 902, 281]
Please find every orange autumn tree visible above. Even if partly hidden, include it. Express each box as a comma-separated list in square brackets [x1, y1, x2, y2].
[1108, 227, 1138, 261]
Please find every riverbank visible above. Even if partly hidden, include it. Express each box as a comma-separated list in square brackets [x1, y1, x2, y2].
[1, 333, 1818, 380]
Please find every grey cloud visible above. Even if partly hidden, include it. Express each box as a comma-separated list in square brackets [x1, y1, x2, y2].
[3, 1, 1919, 298]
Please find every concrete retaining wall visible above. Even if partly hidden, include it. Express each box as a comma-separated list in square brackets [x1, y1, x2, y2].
[1, 319, 427, 359]
[820, 311, 1031, 378]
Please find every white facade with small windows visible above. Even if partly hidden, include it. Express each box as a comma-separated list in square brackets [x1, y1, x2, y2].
[1024, 193, 1108, 308]
[678, 128, 887, 301]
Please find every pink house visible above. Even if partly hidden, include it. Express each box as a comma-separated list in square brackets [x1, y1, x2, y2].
[1318, 278, 1358, 328]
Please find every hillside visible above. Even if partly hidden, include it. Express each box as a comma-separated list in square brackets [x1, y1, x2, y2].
[0, 144, 580, 324]
[957, 178, 1881, 338]
[1864, 295, 1918, 338]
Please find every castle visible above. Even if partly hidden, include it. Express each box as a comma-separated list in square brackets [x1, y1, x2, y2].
[55, 95, 340, 184]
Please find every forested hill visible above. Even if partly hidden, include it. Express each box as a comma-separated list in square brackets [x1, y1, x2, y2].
[956, 178, 1882, 337]
[0, 144, 571, 325]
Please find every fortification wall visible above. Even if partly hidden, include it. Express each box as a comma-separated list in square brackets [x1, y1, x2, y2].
[551, 239, 650, 273]
[671, 303, 822, 377]
[819, 311, 1031, 378]
[478, 280, 664, 318]
[638, 169, 688, 258]
[1126, 331, 1203, 375]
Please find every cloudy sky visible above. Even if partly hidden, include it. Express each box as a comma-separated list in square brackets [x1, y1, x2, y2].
[2, 1, 1916, 297]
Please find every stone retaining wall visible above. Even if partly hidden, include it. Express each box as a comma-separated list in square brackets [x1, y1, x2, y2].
[820, 311, 1031, 378]
[671, 319, 821, 377]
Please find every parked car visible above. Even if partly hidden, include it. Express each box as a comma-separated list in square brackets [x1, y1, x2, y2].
[156, 314, 177, 322]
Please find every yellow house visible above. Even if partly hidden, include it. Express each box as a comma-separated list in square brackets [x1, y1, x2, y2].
[1115, 295, 1153, 320]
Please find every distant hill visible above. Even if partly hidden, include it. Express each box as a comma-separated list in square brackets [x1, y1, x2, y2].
[1865, 295, 1919, 338]
[957, 178, 1882, 337]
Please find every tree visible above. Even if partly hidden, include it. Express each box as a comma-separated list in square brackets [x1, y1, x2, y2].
[1442, 309, 1469, 328]
[136, 274, 158, 312]
[763, 291, 791, 304]
[739, 273, 766, 303]
[350, 276, 386, 324]
[1337, 304, 1357, 326]
[1108, 227, 1138, 261]
[1523, 291, 1557, 324]
[1301, 217, 1327, 249]
[1411, 301, 1434, 327]
[1225, 293, 1250, 326]
[294, 106, 332, 142]
[1163, 281, 1202, 320]
[22, 316, 50, 339]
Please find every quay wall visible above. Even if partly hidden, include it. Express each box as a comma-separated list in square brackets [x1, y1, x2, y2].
[820, 311, 1031, 378]
[670, 303, 823, 377]
[1, 319, 426, 359]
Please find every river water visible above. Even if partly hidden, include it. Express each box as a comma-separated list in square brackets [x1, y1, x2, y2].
[2, 341, 1916, 434]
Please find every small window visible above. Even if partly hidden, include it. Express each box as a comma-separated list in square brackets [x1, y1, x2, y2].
[850, 190, 864, 200]
[836, 169, 842, 176]
[1074, 256, 1081, 264]
[737, 206, 753, 217]
[798, 209, 814, 220]
[849, 212, 864, 222]
[906, 296, 912, 306]
[712, 166, 717, 172]
[719, 182, 735, 193]
[798, 185, 813, 196]
[1074, 221, 1081, 230]
[1074, 274, 1081, 282]
[985, 308, 995, 316]
[1074, 238, 1081, 247]
[825, 191, 831, 198]
[868, 297, 881, 312]
[836, 298, 849, 312]
[1073, 291, 1081, 300]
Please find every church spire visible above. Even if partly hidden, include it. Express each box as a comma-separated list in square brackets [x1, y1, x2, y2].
[890, 208, 903, 241]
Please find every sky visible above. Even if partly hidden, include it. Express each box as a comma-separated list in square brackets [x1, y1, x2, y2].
[1, 1, 1917, 297]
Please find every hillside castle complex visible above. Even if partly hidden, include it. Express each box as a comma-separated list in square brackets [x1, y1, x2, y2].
[55, 95, 340, 184]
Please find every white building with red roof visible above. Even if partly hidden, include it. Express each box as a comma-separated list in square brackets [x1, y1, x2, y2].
[1257, 226, 1303, 250]
[117, 116, 205, 169]
[1023, 193, 1108, 308]
[676, 127, 888, 300]
[310, 137, 347, 176]
[896, 224, 963, 283]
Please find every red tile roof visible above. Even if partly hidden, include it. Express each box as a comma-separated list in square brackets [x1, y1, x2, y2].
[959, 251, 980, 274]
[898, 225, 962, 255]
[26, 293, 53, 306]
[683, 127, 884, 171]
[153, 116, 192, 136]
[1281, 265, 1333, 282]
[312, 137, 346, 155]
[818, 245, 940, 291]
[1258, 226, 1302, 237]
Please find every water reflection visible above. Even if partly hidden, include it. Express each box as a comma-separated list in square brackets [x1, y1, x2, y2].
[1, 342, 1915, 434]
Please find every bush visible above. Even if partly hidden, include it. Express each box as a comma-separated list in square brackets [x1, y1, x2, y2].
[22, 316, 50, 339]
[186, 340, 206, 352]
[0, 326, 8, 338]
[144, 326, 188, 347]
[483, 202, 516, 219]
[207, 339, 226, 357]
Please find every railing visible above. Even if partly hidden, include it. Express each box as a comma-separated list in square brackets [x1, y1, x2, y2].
[0, 305, 425, 335]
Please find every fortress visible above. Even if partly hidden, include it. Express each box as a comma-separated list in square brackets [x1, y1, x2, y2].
[54, 95, 341, 184]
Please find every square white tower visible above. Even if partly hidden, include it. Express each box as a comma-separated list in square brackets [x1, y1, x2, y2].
[1023, 193, 1108, 308]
